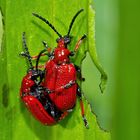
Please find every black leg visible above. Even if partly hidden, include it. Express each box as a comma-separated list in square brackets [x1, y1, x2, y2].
[43, 95, 62, 121]
[75, 65, 85, 81]
[30, 84, 62, 121]
[63, 80, 76, 89]
[54, 80, 76, 93]
[37, 69, 45, 85]
[77, 84, 89, 129]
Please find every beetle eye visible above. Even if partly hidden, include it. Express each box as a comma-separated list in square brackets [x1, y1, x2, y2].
[64, 36, 71, 44]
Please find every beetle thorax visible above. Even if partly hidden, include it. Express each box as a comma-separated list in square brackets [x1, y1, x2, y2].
[54, 39, 70, 64]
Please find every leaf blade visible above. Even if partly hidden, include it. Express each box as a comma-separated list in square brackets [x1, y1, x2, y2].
[0, 0, 110, 140]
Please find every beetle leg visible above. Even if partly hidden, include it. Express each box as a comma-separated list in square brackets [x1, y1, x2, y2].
[77, 85, 89, 129]
[32, 53, 47, 60]
[33, 65, 45, 69]
[32, 41, 52, 60]
[32, 52, 51, 60]
[63, 80, 76, 89]
[75, 65, 85, 81]
[42, 41, 52, 53]
[31, 50, 52, 60]
[26, 82, 62, 121]
[74, 34, 86, 52]
[69, 35, 86, 56]
[31, 43, 52, 61]
[33, 89, 62, 121]
[29, 69, 45, 85]
[43, 94, 63, 121]
[54, 80, 76, 93]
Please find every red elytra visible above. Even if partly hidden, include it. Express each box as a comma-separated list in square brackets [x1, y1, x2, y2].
[43, 39, 76, 112]
[20, 72, 68, 125]
[20, 9, 89, 128]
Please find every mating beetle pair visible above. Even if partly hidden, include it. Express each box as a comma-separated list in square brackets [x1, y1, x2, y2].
[20, 9, 89, 128]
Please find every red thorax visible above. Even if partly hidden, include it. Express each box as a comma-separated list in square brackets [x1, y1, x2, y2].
[54, 39, 70, 64]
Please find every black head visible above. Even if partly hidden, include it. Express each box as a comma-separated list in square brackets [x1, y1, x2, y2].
[56, 35, 72, 45]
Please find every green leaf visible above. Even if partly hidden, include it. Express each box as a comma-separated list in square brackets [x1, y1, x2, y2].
[87, 5, 107, 93]
[0, 0, 110, 140]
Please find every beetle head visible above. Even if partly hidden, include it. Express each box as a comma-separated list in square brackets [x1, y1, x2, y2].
[56, 35, 73, 48]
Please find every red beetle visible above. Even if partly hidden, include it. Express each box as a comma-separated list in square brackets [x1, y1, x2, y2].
[20, 9, 88, 128]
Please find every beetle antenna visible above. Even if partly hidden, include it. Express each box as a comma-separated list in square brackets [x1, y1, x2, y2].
[32, 13, 62, 38]
[67, 9, 84, 36]
[21, 32, 34, 70]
